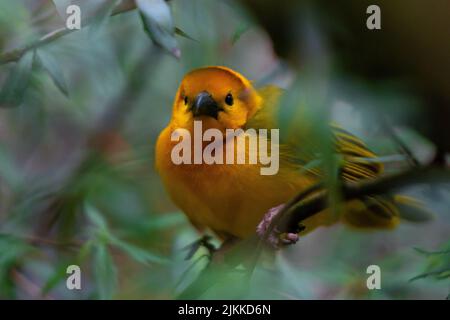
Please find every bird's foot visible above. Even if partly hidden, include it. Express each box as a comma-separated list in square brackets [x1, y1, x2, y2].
[183, 235, 217, 260]
[256, 204, 303, 249]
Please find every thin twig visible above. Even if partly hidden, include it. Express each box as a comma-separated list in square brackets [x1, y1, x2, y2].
[0, 0, 137, 65]
[0, 232, 82, 250]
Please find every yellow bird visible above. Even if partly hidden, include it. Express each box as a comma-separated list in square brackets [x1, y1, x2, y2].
[156, 66, 428, 244]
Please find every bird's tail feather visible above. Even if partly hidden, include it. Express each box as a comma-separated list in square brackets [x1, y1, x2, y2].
[341, 194, 433, 229]
[393, 195, 435, 222]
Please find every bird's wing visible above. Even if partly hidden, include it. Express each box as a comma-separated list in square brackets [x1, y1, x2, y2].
[250, 85, 382, 181]
[331, 125, 383, 181]
[249, 85, 432, 226]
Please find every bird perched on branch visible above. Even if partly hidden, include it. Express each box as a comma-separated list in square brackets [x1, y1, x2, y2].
[156, 66, 430, 246]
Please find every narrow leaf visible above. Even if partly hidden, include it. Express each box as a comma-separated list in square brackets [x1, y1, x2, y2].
[136, 0, 180, 58]
[36, 50, 69, 97]
[42, 263, 70, 295]
[93, 242, 117, 300]
[414, 247, 450, 257]
[409, 269, 450, 282]
[143, 212, 186, 230]
[175, 27, 197, 42]
[0, 51, 34, 107]
[231, 23, 250, 45]
[109, 236, 169, 265]
[85, 203, 108, 231]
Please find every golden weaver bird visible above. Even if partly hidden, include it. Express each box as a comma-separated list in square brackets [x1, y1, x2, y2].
[156, 66, 428, 244]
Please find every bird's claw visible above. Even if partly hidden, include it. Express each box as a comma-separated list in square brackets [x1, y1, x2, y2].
[256, 204, 303, 249]
[280, 232, 299, 245]
[183, 235, 216, 260]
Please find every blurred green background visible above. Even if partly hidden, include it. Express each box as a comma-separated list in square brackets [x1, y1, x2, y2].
[0, 0, 449, 299]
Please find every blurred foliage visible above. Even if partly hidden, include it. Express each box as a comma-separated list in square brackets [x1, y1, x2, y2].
[412, 241, 450, 298]
[0, 0, 448, 299]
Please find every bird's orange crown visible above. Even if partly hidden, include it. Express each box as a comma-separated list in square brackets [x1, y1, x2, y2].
[170, 66, 262, 131]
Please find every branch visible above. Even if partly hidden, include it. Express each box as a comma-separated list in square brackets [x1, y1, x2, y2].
[277, 166, 450, 234]
[0, 0, 137, 65]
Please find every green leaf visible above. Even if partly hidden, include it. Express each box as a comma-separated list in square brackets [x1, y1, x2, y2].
[93, 242, 117, 300]
[0, 234, 34, 292]
[85, 203, 168, 266]
[414, 247, 450, 257]
[85, 203, 108, 231]
[109, 236, 169, 265]
[36, 49, 69, 97]
[0, 50, 34, 107]
[41, 262, 70, 295]
[409, 269, 450, 282]
[0, 234, 33, 265]
[231, 23, 250, 45]
[78, 239, 95, 262]
[142, 212, 186, 230]
[137, 0, 180, 58]
[0, 236, 29, 297]
[42, 238, 96, 295]
[175, 27, 197, 42]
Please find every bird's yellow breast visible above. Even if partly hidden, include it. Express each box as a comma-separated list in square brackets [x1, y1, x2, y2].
[156, 125, 318, 238]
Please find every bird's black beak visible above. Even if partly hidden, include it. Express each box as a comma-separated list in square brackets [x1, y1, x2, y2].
[191, 91, 220, 119]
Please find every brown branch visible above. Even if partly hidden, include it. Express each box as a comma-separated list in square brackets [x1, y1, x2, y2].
[0, 233, 82, 249]
[262, 183, 323, 243]
[278, 165, 450, 234]
[0, 0, 137, 65]
[29, 235, 80, 248]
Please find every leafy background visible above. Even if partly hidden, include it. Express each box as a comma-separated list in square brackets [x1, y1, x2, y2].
[0, 0, 449, 299]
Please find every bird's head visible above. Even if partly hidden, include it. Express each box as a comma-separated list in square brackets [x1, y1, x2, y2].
[170, 66, 262, 131]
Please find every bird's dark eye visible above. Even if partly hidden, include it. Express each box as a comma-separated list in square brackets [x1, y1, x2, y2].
[184, 96, 188, 105]
[225, 93, 233, 106]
